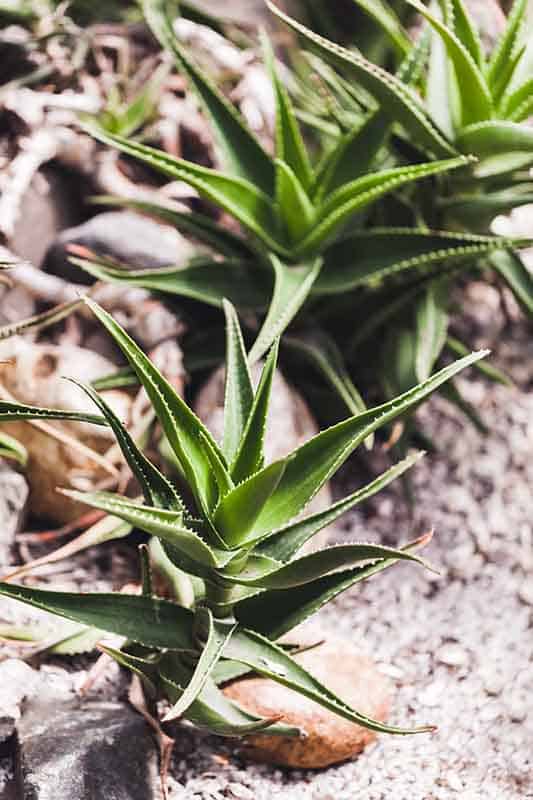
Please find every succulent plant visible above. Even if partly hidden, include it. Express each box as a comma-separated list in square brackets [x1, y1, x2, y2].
[274, 0, 533, 408]
[0, 298, 486, 737]
[68, 0, 529, 436]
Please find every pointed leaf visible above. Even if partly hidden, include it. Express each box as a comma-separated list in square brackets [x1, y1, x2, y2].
[100, 645, 160, 696]
[231, 339, 278, 484]
[275, 160, 315, 245]
[351, 0, 411, 56]
[69, 379, 183, 511]
[163, 608, 235, 721]
[0, 400, 105, 427]
[85, 126, 281, 253]
[263, 35, 313, 191]
[235, 535, 432, 638]
[225, 628, 433, 734]
[60, 490, 232, 568]
[446, 336, 512, 386]
[298, 155, 473, 258]
[199, 431, 234, 500]
[0, 432, 27, 465]
[267, 2, 456, 158]
[406, 0, 492, 126]
[315, 228, 528, 293]
[142, 0, 275, 195]
[448, 0, 483, 67]
[258, 452, 424, 560]
[214, 459, 287, 548]
[223, 541, 432, 589]
[250, 350, 488, 535]
[414, 280, 449, 382]
[490, 249, 533, 315]
[248, 255, 322, 364]
[160, 658, 299, 737]
[0, 583, 194, 650]
[314, 111, 391, 199]
[222, 300, 254, 463]
[72, 253, 270, 310]
[487, 0, 528, 88]
[85, 299, 223, 515]
[456, 120, 533, 157]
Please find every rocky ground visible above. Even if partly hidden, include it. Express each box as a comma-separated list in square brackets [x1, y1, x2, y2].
[0, 296, 531, 799]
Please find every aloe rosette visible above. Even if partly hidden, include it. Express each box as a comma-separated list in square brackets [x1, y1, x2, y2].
[276, 0, 533, 406]
[0, 298, 487, 737]
[65, 0, 531, 433]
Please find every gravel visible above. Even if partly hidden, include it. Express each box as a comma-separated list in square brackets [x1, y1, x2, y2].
[155, 315, 533, 799]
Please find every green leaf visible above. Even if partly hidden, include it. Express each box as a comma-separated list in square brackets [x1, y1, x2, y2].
[263, 35, 313, 191]
[299, 155, 473, 258]
[223, 541, 433, 589]
[351, 0, 411, 56]
[100, 645, 160, 696]
[85, 299, 223, 516]
[248, 255, 322, 364]
[448, 0, 483, 67]
[72, 253, 269, 311]
[230, 339, 278, 484]
[163, 608, 235, 721]
[283, 332, 367, 419]
[501, 77, 533, 122]
[0, 583, 194, 650]
[414, 280, 449, 382]
[0, 431, 27, 465]
[225, 628, 434, 734]
[486, 0, 528, 89]
[142, 0, 275, 195]
[446, 336, 512, 386]
[214, 460, 287, 548]
[456, 120, 533, 157]
[199, 431, 234, 500]
[160, 658, 300, 737]
[275, 160, 315, 245]
[250, 350, 488, 536]
[69, 379, 184, 511]
[235, 534, 432, 638]
[406, 0, 492, 126]
[92, 196, 254, 259]
[222, 300, 254, 464]
[84, 126, 281, 253]
[315, 228, 526, 294]
[314, 111, 391, 199]
[489, 249, 533, 315]
[267, 2, 456, 158]
[258, 452, 424, 561]
[0, 299, 82, 341]
[60, 490, 232, 569]
[0, 400, 105, 427]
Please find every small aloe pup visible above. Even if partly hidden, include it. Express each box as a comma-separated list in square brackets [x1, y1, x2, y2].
[0, 300, 487, 743]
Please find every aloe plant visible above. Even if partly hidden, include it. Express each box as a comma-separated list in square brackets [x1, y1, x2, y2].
[0, 298, 487, 737]
[74, 1, 493, 356]
[274, 0, 533, 412]
[67, 0, 530, 436]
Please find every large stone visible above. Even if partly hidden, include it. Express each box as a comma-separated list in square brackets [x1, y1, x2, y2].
[194, 365, 335, 549]
[0, 465, 29, 567]
[9, 166, 84, 269]
[16, 701, 157, 800]
[223, 638, 392, 768]
[0, 340, 132, 523]
[43, 211, 195, 284]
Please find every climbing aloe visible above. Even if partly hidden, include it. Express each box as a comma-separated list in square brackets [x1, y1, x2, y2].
[0, 299, 487, 737]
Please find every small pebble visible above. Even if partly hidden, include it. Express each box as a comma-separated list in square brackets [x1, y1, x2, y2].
[436, 643, 470, 668]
